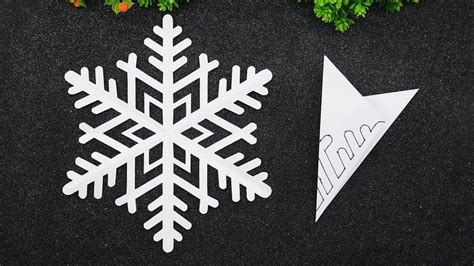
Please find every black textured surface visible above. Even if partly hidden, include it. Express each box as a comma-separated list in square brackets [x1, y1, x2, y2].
[1, 0, 473, 263]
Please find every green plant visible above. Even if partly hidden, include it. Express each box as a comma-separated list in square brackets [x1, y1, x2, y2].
[68, 0, 419, 32]
[302, 0, 419, 32]
[69, 0, 188, 14]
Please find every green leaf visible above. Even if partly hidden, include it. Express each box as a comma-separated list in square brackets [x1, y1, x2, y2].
[315, 0, 325, 7]
[112, 2, 120, 14]
[158, 0, 179, 11]
[123, 0, 135, 8]
[334, 17, 353, 32]
[314, 5, 336, 23]
[353, 3, 367, 17]
[104, 0, 118, 5]
[385, 0, 403, 12]
[138, 0, 153, 7]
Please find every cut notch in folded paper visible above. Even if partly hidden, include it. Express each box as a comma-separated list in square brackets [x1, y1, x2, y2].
[316, 56, 418, 222]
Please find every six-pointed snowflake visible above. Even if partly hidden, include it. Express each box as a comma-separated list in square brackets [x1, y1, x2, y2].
[63, 14, 272, 253]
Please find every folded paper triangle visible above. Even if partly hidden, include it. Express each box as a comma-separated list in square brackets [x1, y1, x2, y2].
[316, 56, 418, 221]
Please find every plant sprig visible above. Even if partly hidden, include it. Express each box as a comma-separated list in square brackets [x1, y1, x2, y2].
[69, 0, 188, 14]
[304, 0, 419, 32]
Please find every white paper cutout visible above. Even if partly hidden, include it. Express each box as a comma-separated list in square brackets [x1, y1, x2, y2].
[63, 14, 272, 253]
[316, 56, 418, 221]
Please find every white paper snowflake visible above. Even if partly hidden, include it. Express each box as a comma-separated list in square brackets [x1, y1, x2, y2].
[63, 14, 272, 253]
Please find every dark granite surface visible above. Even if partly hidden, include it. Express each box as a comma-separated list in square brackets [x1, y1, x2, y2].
[1, 0, 472, 263]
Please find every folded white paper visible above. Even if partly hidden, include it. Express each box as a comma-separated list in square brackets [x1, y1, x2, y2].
[316, 56, 418, 221]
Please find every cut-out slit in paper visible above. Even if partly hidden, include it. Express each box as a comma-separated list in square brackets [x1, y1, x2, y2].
[316, 56, 418, 221]
[63, 14, 272, 253]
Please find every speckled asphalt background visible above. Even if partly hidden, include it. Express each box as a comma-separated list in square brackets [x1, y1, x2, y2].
[1, 0, 472, 263]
